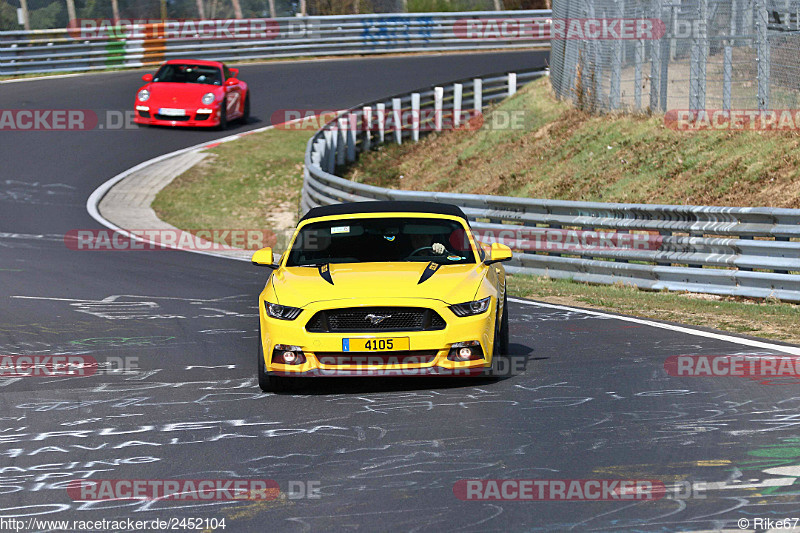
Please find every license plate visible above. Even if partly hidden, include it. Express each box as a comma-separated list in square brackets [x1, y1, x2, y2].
[158, 108, 186, 117]
[342, 337, 409, 352]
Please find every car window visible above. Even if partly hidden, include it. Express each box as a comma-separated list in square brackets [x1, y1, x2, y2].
[285, 217, 477, 267]
[152, 64, 222, 85]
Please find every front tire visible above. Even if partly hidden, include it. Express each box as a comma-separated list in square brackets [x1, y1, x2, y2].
[500, 290, 510, 355]
[490, 292, 510, 377]
[258, 338, 270, 392]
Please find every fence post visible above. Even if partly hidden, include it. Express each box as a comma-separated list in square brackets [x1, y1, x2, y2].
[434, 86, 443, 132]
[508, 73, 517, 96]
[756, 0, 770, 110]
[453, 83, 463, 127]
[411, 92, 420, 142]
[346, 113, 356, 162]
[649, 0, 665, 111]
[723, 45, 732, 112]
[473, 78, 482, 111]
[610, 0, 623, 110]
[363, 106, 372, 152]
[392, 97, 402, 144]
[376, 103, 386, 143]
[634, 39, 643, 110]
[659, 8, 670, 113]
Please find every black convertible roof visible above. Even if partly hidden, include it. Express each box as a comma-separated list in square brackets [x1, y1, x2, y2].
[300, 201, 469, 222]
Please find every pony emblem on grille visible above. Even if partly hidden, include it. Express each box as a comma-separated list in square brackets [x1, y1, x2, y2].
[365, 313, 392, 325]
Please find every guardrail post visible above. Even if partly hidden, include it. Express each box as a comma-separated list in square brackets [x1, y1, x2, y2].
[392, 98, 402, 144]
[337, 117, 347, 167]
[346, 113, 357, 162]
[411, 92, 420, 142]
[328, 126, 338, 171]
[473, 78, 482, 111]
[434, 87, 443, 132]
[508, 73, 517, 96]
[323, 129, 334, 173]
[312, 139, 325, 168]
[377, 103, 386, 143]
[453, 83, 463, 127]
[363, 106, 372, 152]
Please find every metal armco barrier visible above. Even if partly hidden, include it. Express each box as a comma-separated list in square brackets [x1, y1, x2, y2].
[0, 11, 551, 76]
[301, 68, 800, 302]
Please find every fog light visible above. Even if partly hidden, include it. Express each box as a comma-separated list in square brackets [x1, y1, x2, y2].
[447, 341, 484, 361]
[272, 344, 306, 365]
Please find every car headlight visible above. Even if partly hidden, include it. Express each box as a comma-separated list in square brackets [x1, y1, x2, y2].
[201, 92, 216, 105]
[265, 302, 302, 320]
[449, 296, 491, 317]
[137, 89, 150, 102]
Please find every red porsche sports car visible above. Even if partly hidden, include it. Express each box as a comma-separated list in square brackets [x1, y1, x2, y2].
[134, 59, 249, 129]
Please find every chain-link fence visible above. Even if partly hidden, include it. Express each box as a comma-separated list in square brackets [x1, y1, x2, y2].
[0, 0, 547, 31]
[550, 0, 800, 113]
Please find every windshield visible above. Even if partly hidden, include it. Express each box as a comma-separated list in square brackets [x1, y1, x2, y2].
[152, 64, 222, 85]
[285, 217, 476, 267]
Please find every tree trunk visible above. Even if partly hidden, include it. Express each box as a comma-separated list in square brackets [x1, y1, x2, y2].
[65, 0, 76, 25]
[231, 0, 243, 19]
[19, 0, 30, 30]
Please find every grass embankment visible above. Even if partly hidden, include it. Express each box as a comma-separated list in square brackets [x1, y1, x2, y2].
[345, 78, 800, 208]
[153, 78, 800, 344]
[152, 128, 310, 250]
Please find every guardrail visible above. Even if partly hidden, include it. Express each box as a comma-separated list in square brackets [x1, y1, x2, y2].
[301, 68, 800, 302]
[0, 11, 551, 76]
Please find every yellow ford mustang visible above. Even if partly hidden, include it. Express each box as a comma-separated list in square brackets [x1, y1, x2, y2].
[251, 201, 512, 392]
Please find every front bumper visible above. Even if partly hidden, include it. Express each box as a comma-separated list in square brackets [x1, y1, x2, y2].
[133, 105, 220, 127]
[260, 297, 497, 377]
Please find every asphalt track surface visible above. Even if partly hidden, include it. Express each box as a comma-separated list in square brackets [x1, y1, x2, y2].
[2, 51, 800, 532]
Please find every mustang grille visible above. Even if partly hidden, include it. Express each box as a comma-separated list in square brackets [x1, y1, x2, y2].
[306, 307, 446, 333]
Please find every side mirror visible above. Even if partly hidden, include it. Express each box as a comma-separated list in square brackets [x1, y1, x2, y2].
[142, 73, 153, 82]
[225, 78, 239, 86]
[229, 68, 239, 77]
[485, 243, 512, 265]
[252, 247, 276, 268]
